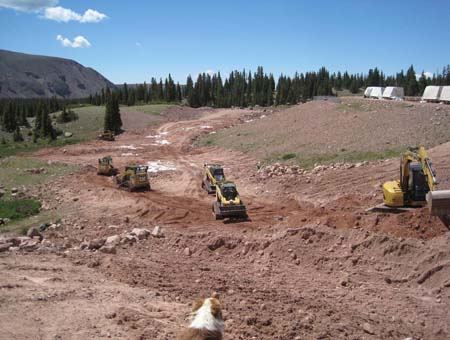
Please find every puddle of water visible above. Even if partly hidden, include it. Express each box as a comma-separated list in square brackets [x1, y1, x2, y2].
[147, 161, 177, 173]
[116, 145, 141, 150]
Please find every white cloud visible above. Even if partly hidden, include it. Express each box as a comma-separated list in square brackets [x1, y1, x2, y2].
[136, 42, 142, 47]
[45, 6, 80, 22]
[0, 0, 57, 12]
[56, 34, 91, 48]
[80, 9, 107, 23]
[423, 71, 433, 79]
[44, 6, 107, 23]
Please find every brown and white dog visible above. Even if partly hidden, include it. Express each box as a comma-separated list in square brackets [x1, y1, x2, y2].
[177, 298, 224, 340]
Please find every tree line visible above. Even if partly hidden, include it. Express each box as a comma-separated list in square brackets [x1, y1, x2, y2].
[2, 64, 450, 140]
[89, 65, 450, 108]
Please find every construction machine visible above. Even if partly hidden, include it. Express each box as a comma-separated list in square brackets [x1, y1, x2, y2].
[116, 165, 150, 191]
[212, 181, 247, 220]
[98, 130, 115, 141]
[380, 146, 450, 216]
[202, 164, 226, 194]
[97, 156, 118, 176]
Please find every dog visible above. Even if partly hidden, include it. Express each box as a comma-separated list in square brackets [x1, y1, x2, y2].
[177, 297, 224, 340]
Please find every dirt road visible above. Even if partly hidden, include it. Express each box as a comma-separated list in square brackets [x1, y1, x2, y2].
[1, 105, 450, 339]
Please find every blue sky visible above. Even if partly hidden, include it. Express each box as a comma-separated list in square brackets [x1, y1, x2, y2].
[1, 0, 449, 84]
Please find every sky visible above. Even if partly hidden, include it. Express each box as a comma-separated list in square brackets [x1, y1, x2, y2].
[0, 0, 449, 84]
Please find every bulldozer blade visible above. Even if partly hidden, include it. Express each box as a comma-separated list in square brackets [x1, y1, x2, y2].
[426, 190, 450, 216]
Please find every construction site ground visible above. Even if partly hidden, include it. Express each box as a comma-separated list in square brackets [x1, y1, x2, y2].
[1, 98, 450, 340]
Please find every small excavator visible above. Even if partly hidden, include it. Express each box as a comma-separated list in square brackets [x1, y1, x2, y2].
[97, 156, 118, 176]
[202, 164, 225, 194]
[116, 165, 150, 191]
[212, 181, 247, 220]
[379, 146, 450, 216]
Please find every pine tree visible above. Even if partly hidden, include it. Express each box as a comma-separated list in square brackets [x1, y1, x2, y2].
[104, 93, 122, 134]
[13, 126, 24, 142]
[405, 65, 419, 96]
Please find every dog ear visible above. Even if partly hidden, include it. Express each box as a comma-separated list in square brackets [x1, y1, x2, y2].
[192, 299, 204, 312]
[210, 298, 222, 319]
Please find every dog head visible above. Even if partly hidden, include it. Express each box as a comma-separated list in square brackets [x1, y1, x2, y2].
[189, 297, 224, 333]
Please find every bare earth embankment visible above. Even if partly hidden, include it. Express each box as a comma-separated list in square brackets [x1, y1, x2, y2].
[1, 99, 450, 339]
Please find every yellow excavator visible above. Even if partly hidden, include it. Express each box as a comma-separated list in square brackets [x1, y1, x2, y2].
[202, 164, 225, 194]
[116, 165, 150, 191]
[381, 146, 450, 216]
[212, 181, 247, 220]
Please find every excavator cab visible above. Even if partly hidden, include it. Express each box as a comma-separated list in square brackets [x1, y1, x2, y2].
[407, 164, 429, 202]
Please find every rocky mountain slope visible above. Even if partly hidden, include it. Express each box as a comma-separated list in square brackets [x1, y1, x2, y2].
[0, 49, 115, 99]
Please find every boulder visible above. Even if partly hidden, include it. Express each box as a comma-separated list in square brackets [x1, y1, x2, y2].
[87, 239, 105, 250]
[105, 235, 121, 245]
[99, 244, 117, 254]
[151, 225, 164, 238]
[0, 243, 12, 252]
[183, 247, 192, 256]
[131, 228, 150, 240]
[27, 227, 43, 240]
[64, 132, 73, 138]
[11, 187, 18, 194]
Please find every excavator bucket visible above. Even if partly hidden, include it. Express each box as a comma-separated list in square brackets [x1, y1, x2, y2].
[426, 190, 450, 216]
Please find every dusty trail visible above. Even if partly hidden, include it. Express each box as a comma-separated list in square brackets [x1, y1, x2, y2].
[2, 105, 450, 339]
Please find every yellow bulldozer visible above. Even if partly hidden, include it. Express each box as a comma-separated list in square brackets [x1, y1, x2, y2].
[97, 156, 118, 176]
[212, 181, 247, 220]
[98, 130, 115, 141]
[116, 165, 150, 191]
[379, 146, 450, 216]
[202, 164, 225, 194]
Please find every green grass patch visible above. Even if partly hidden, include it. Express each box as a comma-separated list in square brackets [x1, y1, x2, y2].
[281, 153, 296, 161]
[0, 105, 104, 158]
[0, 157, 78, 199]
[0, 199, 41, 220]
[124, 104, 173, 116]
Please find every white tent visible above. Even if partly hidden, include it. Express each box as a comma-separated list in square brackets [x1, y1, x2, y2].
[383, 87, 404, 100]
[369, 87, 384, 99]
[422, 86, 442, 102]
[440, 86, 450, 103]
[364, 87, 373, 98]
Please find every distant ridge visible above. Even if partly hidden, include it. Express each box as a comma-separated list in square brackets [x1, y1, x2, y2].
[0, 49, 115, 99]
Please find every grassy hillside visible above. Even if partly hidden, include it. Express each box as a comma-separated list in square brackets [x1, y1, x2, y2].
[200, 98, 450, 168]
[0, 104, 173, 158]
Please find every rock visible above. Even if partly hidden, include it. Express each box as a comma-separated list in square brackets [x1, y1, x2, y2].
[183, 247, 192, 256]
[87, 239, 105, 250]
[19, 239, 40, 251]
[362, 322, 375, 335]
[121, 235, 138, 244]
[0, 189, 5, 198]
[105, 235, 121, 245]
[0, 243, 12, 252]
[11, 187, 18, 194]
[27, 227, 43, 240]
[208, 238, 225, 251]
[131, 228, 150, 240]
[105, 312, 117, 319]
[151, 225, 164, 238]
[64, 132, 73, 138]
[99, 244, 117, 254]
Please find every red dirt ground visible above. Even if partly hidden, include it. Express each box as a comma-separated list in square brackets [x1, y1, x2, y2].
[1, 103, 450, 340]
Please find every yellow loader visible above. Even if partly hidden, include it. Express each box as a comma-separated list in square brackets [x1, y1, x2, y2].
[212, 181, 247, 220]
[97, 156, 118, 176]
[202, 164, 225, 194]
[116, 165, 150, 191]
